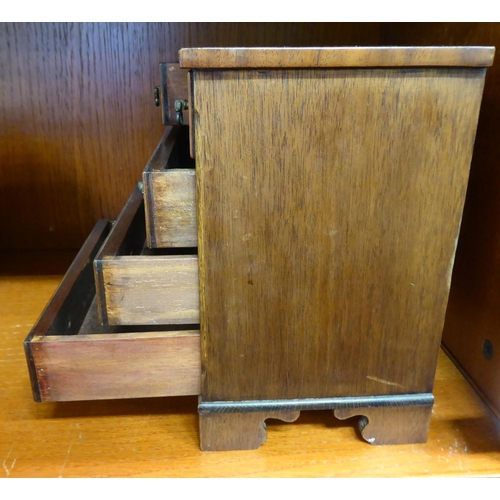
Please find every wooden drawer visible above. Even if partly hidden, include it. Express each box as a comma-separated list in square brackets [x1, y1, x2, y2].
[143, 126, 197, 248]
[24, 220, 201, 402]
[94, 186, 200, 326]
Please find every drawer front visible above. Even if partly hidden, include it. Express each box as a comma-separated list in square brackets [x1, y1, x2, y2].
[24, 220, 201, 402]
[94, 186, 200, 326]
[143, 126, 197, 248]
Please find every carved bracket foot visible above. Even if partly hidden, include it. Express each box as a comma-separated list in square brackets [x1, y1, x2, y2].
[334, 403, 432, 445]
[199, 411, 300, 451]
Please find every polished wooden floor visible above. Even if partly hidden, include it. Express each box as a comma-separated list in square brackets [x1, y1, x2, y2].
[1, 251, 500, 477]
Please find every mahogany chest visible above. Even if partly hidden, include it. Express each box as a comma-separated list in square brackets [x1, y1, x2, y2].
[25, 46, 495, 450]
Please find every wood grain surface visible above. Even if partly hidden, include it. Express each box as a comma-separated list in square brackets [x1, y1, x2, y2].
[145, 169, 197, 247]
[160, 63, 190, 126]
[143, 127, 197, 248]
[199, 411, 300, 451]
[382, 23, 500, 424]
[94, 188, 199, 326]
[24, 219, 111, 402]
[24, 219, 200, 402]
[334, 404, 432, 445]
[32, 327, 200, 402]
[2, 253, 500, 476]
[194, 67, 486, 402]
[0, 23, 167, 250]
[144, 127, 179, 248]
[180, 46, 495, 69]
[0, 22, 382, 251]
[100, 256, 199, 326]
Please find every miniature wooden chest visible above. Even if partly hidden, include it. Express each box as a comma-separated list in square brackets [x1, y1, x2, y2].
[25, 46, 495, 451]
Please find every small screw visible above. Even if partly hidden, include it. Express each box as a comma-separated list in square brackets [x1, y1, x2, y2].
[154, 87, 160, 107]
[483, 339, 494, 360]
[137, 181, 144, 194]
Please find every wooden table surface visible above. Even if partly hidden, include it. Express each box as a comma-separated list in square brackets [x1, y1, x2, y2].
[1, 251, 500, 478]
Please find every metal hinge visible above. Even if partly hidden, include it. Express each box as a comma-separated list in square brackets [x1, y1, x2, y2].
[154, 63, 189, 126]
[174, 99, 189, 125]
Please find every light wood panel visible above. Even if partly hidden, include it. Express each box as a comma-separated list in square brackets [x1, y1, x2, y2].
[2, 257, 500, 476]
[94, 187, 199, 326]
[100, 256, 199, 326]
[145, 169, 197, 247]
[180, 46, 494, 68]
[0, 22, 382, 250]
[143, 127, 197, 248]
[383, 21, 500, 427]
[194, 66, 486, 402]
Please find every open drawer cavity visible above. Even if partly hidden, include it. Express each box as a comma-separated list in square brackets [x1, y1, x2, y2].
[24, 220, 201, 402]
[94, 185, 200, 326]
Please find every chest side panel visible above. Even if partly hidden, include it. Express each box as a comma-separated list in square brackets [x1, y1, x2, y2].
[194, 68, 485, 401]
